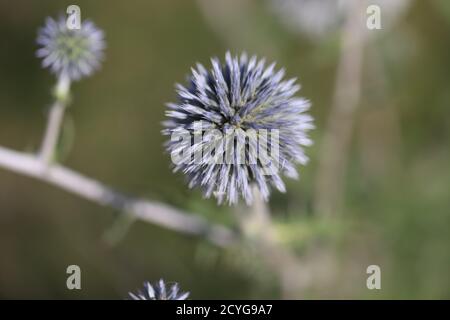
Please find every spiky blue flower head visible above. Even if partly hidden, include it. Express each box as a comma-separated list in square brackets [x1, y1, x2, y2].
[163, 52, 314, 205]
[36, 15, 105, 81]
[128, 280, 190, 300]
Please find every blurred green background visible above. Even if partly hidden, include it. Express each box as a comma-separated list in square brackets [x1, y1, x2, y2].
[0, 0, 449, 299]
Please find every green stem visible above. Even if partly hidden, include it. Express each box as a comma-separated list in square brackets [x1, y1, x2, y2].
[39, 74, 71, 165]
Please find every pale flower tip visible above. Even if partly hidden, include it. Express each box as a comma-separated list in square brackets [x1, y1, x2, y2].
[36, 15, 105, 81]
[128, 280, 190, 300]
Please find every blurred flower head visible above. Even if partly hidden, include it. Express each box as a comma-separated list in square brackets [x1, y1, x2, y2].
[270, 0, 410, 40]
[163, 52, 313, 205]
[128, 280, 190, 300]
[36, 15, 105, 81]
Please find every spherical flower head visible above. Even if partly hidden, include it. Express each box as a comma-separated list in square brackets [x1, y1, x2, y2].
[128, 280, 190, 300]
[163, 52, 314, 205]
[36, 15, 105, 81]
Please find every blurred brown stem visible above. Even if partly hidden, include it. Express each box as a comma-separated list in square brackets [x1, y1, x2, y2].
[314, 0, 365, 217]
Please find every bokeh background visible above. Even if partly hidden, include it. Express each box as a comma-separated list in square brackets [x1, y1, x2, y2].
[0, 0, 449, 299]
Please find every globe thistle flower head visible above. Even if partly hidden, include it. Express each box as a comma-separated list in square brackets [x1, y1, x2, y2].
[128, 280, 190, 300]
[36, 15, 105, 81]
[163, 52, 314, 205]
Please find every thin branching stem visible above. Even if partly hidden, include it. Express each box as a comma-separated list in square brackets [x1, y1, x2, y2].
[0, 145, 237, 247]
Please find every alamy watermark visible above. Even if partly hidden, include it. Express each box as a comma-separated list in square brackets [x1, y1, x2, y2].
[66, 265, 81, 290]
[66, 5, 81, 30]
[170, 121, 282, 175]
[367, 4, 382, 30]
[366, 265, 381, 290]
